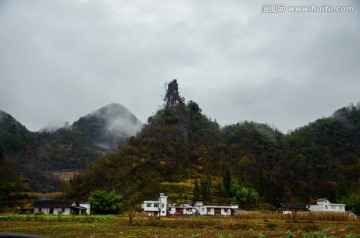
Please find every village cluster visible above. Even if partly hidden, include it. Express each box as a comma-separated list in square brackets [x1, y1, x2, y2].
[139, 194, 346, 217]
[28, 193, 346, 217]
[139, 193, 238, 217]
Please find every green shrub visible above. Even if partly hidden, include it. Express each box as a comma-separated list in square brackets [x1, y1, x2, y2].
[302, 232, 326, 238]
[0, 216, 12, 221]
[345, 235, 360, 238]
[88, 189, 122, 214]
[286, 231, 295, 238]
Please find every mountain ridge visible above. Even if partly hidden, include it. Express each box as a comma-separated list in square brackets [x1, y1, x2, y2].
[65, 81, 360, 214]
[1, 91, 360, 213]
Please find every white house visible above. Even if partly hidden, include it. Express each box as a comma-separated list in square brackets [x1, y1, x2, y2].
[194, 201, 238, 216]
[309, 198, 345, 213]
[33, 199, 90, 215]
[141, 193, 168, 216]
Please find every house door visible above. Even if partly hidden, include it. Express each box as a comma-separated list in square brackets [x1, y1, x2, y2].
[72, 208, 80, 215]
[214, 208, 221, 215]
[176, 208, 183, 214]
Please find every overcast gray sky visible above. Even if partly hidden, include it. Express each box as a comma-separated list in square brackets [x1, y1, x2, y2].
[0, 0, 359, 133]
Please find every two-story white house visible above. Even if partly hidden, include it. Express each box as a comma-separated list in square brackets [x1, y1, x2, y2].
[309, 198, 346, 213]
[141, 193, 168, 216]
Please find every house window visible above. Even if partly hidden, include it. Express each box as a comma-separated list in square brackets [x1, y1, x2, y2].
[154, 203, 159, 208]
[146, 203, 152, 208]
[224, 208, 229, 213]
[162, 204, 165, 208]
[325, 205, 328, 210]
[207, 208, 211, 213]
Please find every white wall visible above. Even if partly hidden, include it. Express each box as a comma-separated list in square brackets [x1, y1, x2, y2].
[185, 208, 196, 215]
[34, 207, 71, 215]
[309, 201, 345, 213]
[159, 194, 168, 216]
[197, 206, 233, 216]
[168, 207, 196, 215]
[198, 206, 207, 215]
[142, 201, 160, 212]
[168, 207, 176, 215]
[80, 203, 91, 215]
[221, 208, 232, 215]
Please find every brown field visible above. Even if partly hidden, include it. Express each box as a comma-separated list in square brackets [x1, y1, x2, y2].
[0, 213, 359, 238]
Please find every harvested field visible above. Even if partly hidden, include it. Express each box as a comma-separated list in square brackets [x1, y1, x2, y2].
[0, 214, 359, 238]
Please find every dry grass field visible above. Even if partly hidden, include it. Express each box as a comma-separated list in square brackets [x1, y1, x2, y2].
[0, 213, 359, 238]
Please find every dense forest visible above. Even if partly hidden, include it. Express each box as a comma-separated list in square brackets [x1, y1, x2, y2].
[1, 80, 360, 213]
[0, 103, 141, 203]
[65, 80, 360, 213]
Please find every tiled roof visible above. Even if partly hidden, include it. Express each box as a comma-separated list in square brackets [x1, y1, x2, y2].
[279, 203, 309, 210]
[316, 198, 328, 202]
[33, 199, 76, 208]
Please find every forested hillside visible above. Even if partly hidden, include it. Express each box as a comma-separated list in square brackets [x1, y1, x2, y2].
[0, 110, 34, 204]
[0, 104, 141, 204]
[66, 80, 360, 213]
[1, 81, 360, 213]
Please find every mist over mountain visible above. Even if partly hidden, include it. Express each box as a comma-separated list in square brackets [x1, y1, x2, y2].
[72, 103, 142, 150]
[40, 120, 70, 133]
[40, 103, 142, 144]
